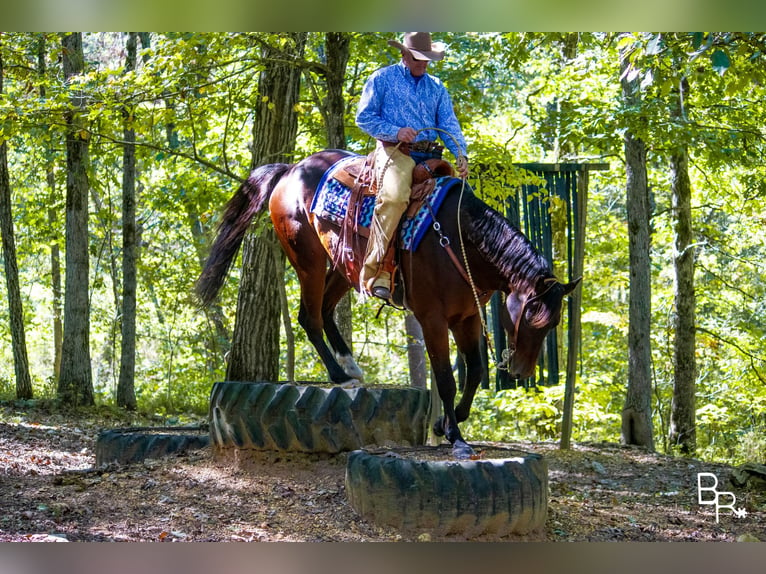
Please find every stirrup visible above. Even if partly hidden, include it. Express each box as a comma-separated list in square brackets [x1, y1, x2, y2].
[371, 285, 392, 302]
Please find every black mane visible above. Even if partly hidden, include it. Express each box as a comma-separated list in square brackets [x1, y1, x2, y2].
[460, 189, 552, 290]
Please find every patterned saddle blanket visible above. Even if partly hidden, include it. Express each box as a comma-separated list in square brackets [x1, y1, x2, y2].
[310, 155, 463, 252]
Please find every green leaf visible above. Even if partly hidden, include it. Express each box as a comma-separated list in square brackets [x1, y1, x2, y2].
[711, 49, 730, 75]
[640, 69, 654, 90]
[646, 34, 663, 56]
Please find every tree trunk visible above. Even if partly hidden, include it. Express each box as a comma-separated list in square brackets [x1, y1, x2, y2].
[405, 314, 427, 388]
[323, 32, 350, 150]
[37, 35, 63, 381]
[668, 76, 696, 455]
[57, 32, 94, 407]
[226, 33, 306, 381]
[0, 43, 33, 400]
[117, 32, 139, 410]
[620, 54, 654, 449]
[322, 33, 354, 350]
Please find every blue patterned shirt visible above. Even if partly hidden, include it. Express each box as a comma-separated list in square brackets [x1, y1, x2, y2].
[356, 62, 467, 159]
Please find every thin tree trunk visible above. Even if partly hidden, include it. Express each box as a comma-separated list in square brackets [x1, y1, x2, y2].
[162, 36, 231, 366]
[0, 144, 32, 400]
[277, 259, 296, 381]
[48, 176, 63, 381]
[620, 54, 654, 449]
[669, 75, 696, 454]
[57, 32, 94, 407]
[89, 186, 120, 388]
[117, 32, 139, 410]
[669, 148, 696, 454]
[227, 33, 306, 381]
[0, 42, 33, 400]
[190, 212, 231, 364]
[405, 314, 427, 388]
[37, 35, 63, 381]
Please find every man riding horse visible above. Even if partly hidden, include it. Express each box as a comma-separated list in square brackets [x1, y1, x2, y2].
[356, 32, 469, 302]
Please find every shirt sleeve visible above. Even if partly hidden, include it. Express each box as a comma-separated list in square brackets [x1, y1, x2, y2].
[355, 73, 400, 143]
[435, 86, 468, 159]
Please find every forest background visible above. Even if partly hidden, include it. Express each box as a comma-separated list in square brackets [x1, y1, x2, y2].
[1, 32, 765, 466]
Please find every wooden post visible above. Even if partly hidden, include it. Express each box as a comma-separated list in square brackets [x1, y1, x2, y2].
[560, 169, 588, 449]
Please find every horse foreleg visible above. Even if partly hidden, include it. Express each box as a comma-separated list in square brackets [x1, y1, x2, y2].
[421, 319, 475, 460]
[321, 270, 363, 382]
[452, 315, 485, 425]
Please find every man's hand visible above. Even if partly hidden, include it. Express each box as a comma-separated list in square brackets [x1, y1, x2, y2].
[456, 155, 469, 178]
[397, 127, 417, 143]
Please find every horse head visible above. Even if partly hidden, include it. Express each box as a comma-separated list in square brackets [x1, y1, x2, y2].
[502, 276, 581, 379]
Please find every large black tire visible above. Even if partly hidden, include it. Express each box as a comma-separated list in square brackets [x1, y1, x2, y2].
[209, 381, 430, 454]
[95, 426, 210, 466]
[345, 445, 548, 537]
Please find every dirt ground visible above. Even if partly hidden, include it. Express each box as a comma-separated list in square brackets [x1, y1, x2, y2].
[0, 400, 764, 542]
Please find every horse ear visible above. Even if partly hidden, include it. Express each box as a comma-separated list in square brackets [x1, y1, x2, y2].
[560, 277, 582, 296]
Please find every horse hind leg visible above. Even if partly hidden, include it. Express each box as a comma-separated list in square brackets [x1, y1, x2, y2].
[271, 186, 359, 386]
[321, 270, 364, 382]
[298, 300, 360, 385]
[291, 257, 358, 385]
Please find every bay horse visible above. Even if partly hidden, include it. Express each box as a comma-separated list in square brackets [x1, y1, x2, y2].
[196, 149, 579, 458]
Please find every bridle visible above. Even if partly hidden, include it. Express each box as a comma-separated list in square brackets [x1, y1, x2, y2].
[498, 277, 560, 372]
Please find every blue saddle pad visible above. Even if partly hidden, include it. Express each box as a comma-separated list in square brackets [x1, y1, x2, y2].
[310, 156, 463, 252]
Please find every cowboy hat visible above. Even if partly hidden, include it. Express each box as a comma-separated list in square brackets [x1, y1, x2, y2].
[388, 32, 445, 61]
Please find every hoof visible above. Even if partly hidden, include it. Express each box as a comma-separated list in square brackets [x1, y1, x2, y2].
[336, 353, 364, 382]
[452, 441, 475, 460]
[432, 417, 445, 437]
[340, 379, 362, 389]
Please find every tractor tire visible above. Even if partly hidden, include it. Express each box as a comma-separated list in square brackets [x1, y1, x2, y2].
[345, 444, 548, 537]
[209, 381, 430, 454]
[95, 426, 210, 466]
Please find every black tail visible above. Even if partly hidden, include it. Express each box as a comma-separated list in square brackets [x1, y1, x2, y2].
[196, 163, 291, 306]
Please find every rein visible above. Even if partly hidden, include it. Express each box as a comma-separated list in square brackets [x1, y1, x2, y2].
[413, 128, 563, 375]
[383, 128, 560, 375]
[412, 127, 509, 371]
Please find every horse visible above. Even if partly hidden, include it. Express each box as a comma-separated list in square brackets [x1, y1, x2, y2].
[196, 149, 580, 459]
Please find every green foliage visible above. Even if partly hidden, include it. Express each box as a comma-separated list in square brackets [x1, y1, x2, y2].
[463, 376, 622, 444]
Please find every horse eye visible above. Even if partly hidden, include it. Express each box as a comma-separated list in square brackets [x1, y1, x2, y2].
[525, 301, 549, 327]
